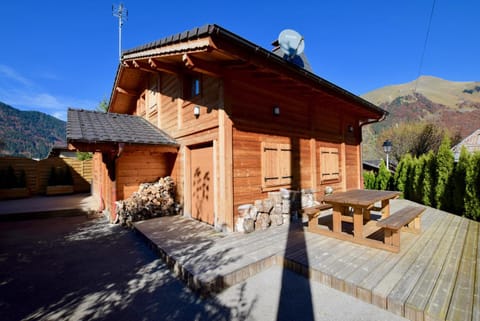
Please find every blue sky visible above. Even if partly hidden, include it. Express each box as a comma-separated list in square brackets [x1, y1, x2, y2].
[1, 1, 479, 120]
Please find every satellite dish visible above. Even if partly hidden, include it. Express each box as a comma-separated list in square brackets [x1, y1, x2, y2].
[278, 29, 305, 59]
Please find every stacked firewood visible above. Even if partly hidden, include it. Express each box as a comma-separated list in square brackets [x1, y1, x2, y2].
[116, 176, 178, 225]
[236, 189, 314, 233]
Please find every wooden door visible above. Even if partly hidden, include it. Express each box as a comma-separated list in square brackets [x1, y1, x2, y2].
[190, 144, 214, 225]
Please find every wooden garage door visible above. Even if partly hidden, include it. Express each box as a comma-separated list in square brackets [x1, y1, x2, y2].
[191, 144, 214, 225]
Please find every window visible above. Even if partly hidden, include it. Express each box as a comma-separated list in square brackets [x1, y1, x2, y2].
[184, 74, 202, 99]
[262, 142, 292, 189]
[319, 147, 340, 181]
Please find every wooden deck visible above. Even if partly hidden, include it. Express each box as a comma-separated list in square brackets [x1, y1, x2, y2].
[133, 199, 480, 321]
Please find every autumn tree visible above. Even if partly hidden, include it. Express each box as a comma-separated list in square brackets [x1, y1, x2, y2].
[377, 121, 458, 163]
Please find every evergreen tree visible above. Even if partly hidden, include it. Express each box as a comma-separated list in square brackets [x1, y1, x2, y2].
[413, 154, 426, 204]
[404, 156, 417, 200]
[363, 171, 376, 189]
[418, 152, 435, 206]
[394, 154, 412, 193]
[375, 159, 391, 190]
[465, 152, 480, 220]
[452, 146, 469, 215]
[434, 136, 454, 210]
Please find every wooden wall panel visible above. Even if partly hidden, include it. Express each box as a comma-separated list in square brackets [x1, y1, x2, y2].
[232, 129, 309, 213]
[116, 148, 175, 200]
[159, 73, 180, 133]
[345, 143, 361, 189]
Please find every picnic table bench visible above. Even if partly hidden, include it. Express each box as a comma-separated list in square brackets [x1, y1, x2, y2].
[377, 205, 426, 252]
[302, 203, 333, 231]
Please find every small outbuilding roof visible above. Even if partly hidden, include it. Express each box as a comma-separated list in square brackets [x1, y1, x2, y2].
[67, 109, 178, 147]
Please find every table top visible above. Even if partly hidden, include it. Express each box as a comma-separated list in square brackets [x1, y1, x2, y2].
[323, 189, 400, 207]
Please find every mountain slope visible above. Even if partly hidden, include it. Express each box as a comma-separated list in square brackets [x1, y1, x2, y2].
[363, 75, 480, 109]
[0, 102, 66, 159]
[362, 76, 480, 137]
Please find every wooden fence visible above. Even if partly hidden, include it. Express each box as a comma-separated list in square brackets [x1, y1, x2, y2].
[0, 156, 92, 198]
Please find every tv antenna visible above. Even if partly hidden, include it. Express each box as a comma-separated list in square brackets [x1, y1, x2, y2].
[112, 3, 128, 62]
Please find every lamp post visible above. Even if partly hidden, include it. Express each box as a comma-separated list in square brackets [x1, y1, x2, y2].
[382, 140, 392, 169]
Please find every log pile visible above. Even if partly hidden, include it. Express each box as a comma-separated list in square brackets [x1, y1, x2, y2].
[116, 176, 178, 225]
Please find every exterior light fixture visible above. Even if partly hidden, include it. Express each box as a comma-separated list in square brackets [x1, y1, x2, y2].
[347, 124, 354, 132]
[193, 105, 200, 118]
[273, 106, 280, 116]
[382, 139, 392, 169]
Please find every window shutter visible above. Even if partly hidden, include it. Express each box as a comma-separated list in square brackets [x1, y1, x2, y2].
[262, 143, 280, 186]
[262, 142, 292, 188]
[279, 144, 292, 185]
[320, 147, 340, 181]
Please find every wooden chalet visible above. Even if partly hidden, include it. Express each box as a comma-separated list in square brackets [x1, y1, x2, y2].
[67, 24, 387, 231]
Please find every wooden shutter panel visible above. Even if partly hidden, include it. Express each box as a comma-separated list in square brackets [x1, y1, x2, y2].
[262, 143, 280, 186]
[279, 144, 292, 185]
[262, 142, 292, 188]
[320, 147, 340, 181]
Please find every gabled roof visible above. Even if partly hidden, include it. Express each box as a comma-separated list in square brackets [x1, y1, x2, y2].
[67, 109, 178, 147]
[112, 24, 387, 121]
[452, 128, 480, 160]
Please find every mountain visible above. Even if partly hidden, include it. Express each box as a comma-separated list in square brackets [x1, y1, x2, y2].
[362, 76, 480, 137]
[0, 102, 66, 159]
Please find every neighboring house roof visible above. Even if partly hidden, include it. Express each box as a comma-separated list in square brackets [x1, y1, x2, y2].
[452, 128, 480, 161]
[363, 160, 396, 172]
[67, 109, 178, 147]
[113, 24, 386, 120]
[47, 145, 77, 158]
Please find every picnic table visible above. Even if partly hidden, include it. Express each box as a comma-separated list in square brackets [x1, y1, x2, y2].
[306, 189, 424, 252]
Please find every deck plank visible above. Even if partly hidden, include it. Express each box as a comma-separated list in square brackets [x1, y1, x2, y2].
[424, 218, 469, 321]
[445, 221, 478, 321]
[473, 224, 480, 321]
[357, 210, 445, 305]
[404, 215, 463, 321]
[134, 201, 480, 319]
[386, 214, 455, 316]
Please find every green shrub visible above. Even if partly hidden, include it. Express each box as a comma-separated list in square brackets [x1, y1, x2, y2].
[375, 160, 391, 190]
[452, 146, 469, 215]
[465, 152, 480, 220]
[435, 136, 454, 210]
[363, 171, 376, 189]
[48, 166, 74, 186]
[0, 166, 27, 188]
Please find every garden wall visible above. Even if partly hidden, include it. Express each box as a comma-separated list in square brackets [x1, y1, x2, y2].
[0, 156, 92, 199]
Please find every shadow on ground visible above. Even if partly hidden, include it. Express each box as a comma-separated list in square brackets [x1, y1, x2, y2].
[0, 216, 239, 321]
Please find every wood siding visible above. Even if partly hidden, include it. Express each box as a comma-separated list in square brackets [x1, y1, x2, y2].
[116, 146, 176, 200]
[109, 64, 366, 230]
[228, 78, 362, 218]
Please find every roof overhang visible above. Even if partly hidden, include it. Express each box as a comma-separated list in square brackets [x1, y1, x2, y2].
[109, 24, 387, 122]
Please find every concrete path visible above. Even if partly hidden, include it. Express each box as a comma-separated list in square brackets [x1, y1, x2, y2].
[0, 216, 406, 321]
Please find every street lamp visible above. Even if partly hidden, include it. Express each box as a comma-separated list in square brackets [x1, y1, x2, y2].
[382, 140, 392, 169]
